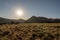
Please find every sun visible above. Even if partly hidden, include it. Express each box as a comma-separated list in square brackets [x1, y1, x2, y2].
[16, 10, 23, 16]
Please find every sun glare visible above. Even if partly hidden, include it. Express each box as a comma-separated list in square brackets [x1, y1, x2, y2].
[16, 10, 23, 16]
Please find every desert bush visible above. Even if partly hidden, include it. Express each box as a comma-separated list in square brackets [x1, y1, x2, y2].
[43, 33, 55, 40]
[14, 26, 20, 32]
[14, 38, 17, 40]
[31, 33, 38, 39]
[2, 31, 10, 37]
[29, 37, 35, 40]
[39, 32, 45, 38]
[16, 35, 22, 40]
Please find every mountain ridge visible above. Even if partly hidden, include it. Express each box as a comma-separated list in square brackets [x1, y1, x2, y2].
[25, 16, 60, 23]
[0, 16, 60, 24]
[0, 17, 25, 24]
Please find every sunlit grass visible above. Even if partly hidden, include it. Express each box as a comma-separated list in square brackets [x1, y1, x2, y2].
[0, 23, 60, 40]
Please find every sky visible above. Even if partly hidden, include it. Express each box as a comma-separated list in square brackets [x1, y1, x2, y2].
[0, 0, 60, 20]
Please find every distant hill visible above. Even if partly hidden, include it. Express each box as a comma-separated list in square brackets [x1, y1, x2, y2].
[25, 16, 60, 23]
[0, 17, 25, 24]
[0, 16, 60, 24]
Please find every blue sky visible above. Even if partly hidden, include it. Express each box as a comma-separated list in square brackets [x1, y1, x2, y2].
[0, 0, 60, 19]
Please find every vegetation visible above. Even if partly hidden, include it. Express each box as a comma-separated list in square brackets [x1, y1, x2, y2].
[0, 23, 60, 40]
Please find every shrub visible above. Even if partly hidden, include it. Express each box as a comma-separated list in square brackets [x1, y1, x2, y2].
[43, 33, 55, 40]
[2, 31, 9, 37]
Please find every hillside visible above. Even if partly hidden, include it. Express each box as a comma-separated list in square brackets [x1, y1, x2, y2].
[0, 17, 25, 24]
[25, 16, 60, 23]
[0, 16, 60, 24]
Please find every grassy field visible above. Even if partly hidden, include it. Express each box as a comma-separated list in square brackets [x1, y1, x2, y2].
[0, 23, 60, 40]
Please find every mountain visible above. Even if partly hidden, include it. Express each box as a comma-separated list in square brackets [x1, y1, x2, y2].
[0, 17, 25, 24]
[0, 17, 12, 24]
[0, 16, 60, 24]
[25, 16, 60, 23]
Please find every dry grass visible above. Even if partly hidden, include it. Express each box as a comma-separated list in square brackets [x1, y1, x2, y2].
[0, 23, 60, 40]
